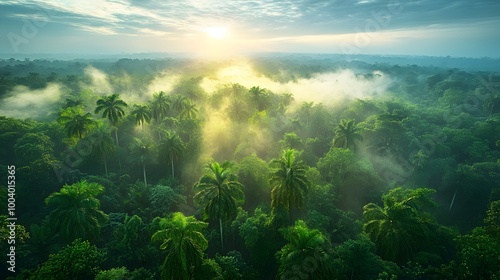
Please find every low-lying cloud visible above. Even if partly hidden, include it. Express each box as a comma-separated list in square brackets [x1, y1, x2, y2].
[201, 61, 392, 105]
[0, 83, 64, 119]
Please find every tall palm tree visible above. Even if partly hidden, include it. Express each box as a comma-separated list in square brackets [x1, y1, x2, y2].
[45, 181, 108, 242]
[298, 102, 314, 128]
[95, 94, 128, 145]
[193, 161, 245, 252]
[276, 220, 333, 280]
[172, 94, 188, 114]
[129, 137, 156, 186]
[333, 119, 363, 150]
[362, 187, 435, 263]
[249, 86, 268, 111]
[159, 132, 184, 178]
[179, 102, 199, 120]
[151, 91, 170, 123]
[86, 127, 115, 175]
[151, 212, 208, 280]
[60, 112, 96, 139]
[269, 149, 309, 217]
[131, 104, 152, 130]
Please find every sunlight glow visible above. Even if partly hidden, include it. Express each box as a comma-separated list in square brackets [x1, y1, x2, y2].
[205, 26, 228, 39]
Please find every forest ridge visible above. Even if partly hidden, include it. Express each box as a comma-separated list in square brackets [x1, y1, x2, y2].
[0, 56, 499, 279]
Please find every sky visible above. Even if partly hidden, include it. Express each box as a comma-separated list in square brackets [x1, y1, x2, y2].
[0, 0, 499, 58]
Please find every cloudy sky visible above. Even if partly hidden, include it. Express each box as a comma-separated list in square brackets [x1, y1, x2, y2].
[0, 0, 499, 57]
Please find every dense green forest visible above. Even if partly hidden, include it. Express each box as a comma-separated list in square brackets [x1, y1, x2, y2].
[0, 56, 499, 279]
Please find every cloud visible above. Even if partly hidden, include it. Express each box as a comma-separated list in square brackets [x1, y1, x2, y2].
[0, 0, 499, 56]
[200, 61, 391, 105]
[83, 66, 113, 94]
[0, 83, 63, 119]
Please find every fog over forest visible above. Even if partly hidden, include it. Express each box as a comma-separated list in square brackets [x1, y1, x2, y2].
[0, 54, 499, 279]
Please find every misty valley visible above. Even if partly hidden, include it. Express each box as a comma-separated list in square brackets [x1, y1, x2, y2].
[0, 54, 499, 280]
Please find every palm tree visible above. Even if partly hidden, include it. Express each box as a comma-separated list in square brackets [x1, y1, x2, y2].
[151, 91, 170, 123]
[249, 86, 268, 111]
[159, 132, 184, 178]
[362, 187, 435, 263]
[45, 181, 108, 242]
[151, 212, 208, 280]
[129, 137, 156, 186]
[179, 101, 199, 120]
[298, 102, 314, 128]
[228, 99, 250, 123]
[86, 127, 115, 175]
[276, 220, 333, 280]
[131, 104, 152, 130]
[60, 112, 96, 139]
[193, 161, 244, 252]
[269, 149, 309, 218]
[172, 94, 188, 114]
[95, 94, 128, 145]
[333, 119, 363, 150]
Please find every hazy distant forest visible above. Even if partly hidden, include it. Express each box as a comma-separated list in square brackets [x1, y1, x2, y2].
[0, 55, 499, 280]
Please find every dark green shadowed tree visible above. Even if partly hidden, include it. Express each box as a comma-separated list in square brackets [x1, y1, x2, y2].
[60, 112, 96, 140]
[45, 181, 108, 243]
[276, 220, 333, 280]
[129, 137, 156, 187]
[194, 161, 245, 252]
[159, 132, 184, 178]
[151, 212, 208, 280]
[333, 119, 363, 150]
[362, 187, 436, 263]
[269, 149, 309, 223]
[131, 104, 152, 130]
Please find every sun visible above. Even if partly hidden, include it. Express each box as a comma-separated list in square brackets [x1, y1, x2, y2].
[205, 26, 228, 39]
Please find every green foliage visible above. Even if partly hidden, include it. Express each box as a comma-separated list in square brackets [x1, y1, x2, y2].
[159, 132, 184, 178]
[13, 132, 55, 166]
[59, 111, 96, 139]
[236, 155, 271, 209]
[317, 147, 382, 210]
[3, 57, 500, 280]
[95, 267, 129, 280]
[149, 184, 186, 216]
[317, 147, 357, 185]
[331, 235, 400, 280]
[45, 180, 108, 242]
[363, 187, 437, 263]
[215, 251, 258, 280]
[95, 93, 128, 126]
[279, 132, 304, 150]
[131, 104, 152, 128]
[150, 91, 170, 122]
[194, 161, 245, 251]
[484, 200, 500, 238]
[237, 207, 281, 276]
[455, 227, 500, 280]
[270, 149, 309, 214]
[28, 239, 105, 280]
[129, 137, 157, 186]
[276, 220, 333, 280]
[192, 258, 224, 280]
[151, 212, 208, 280]
[121, 215, 142, 249]
[333, 119, 363, 150]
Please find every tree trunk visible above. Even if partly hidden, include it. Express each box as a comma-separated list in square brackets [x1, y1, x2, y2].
[219, 218, 224, 253]
[143, 163, 147, 186]
[104, 158, 108, 176]
[115, 129, 119, 146]
[171, 154, 175, 178]
[449, 191, 457, 211]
